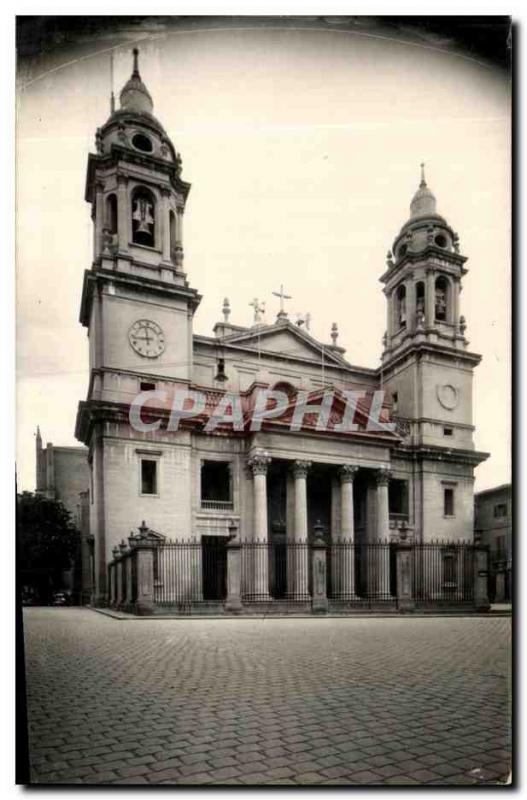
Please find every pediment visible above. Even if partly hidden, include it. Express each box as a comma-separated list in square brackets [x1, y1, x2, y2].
[222, 322, 347, 366]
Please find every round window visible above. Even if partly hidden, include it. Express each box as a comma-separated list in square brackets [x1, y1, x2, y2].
[434, 233, 448, 248]
[132, 133, 153, 153]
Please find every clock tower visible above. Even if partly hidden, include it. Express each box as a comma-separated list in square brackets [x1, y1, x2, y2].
[379, 166, 486, 542]
[76, 49, 201, 601]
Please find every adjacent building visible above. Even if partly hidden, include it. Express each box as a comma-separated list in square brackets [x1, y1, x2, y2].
[35, 427, 92, 601]
[475, 484, 512, 602]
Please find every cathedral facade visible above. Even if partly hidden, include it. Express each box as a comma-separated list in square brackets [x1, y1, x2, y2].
[75, 50, 488, 605]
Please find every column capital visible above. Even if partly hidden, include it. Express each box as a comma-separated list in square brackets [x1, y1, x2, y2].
[291, 460, 312, 478]
[375, 468, 392, 486]
[248, 452, 271, 476]
[338, 464, 359, 483]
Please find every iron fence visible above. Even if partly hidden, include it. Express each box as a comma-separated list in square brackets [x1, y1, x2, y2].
[241, 540, 311, 603]
[411, 541, 475, 605]
[153, 538, 227, 610]
[109, 537, 485, 613]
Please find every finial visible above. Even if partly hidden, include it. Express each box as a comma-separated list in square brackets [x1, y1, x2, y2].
[420, 162, 426, 187]
[110, 52, 115, 113]
[133, 47, 140, 77]
[222, 297, 231, 323]
[331, 322, 338, 345]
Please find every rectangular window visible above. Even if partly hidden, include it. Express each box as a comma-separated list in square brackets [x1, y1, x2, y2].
[389, 478, 409, 519]
[140, 381, 156, 392]
[494, 503, 507, 518]
[141, 459, 158, 495]
[201, 460, 232, 509]
[443, 427, 453, 437]
[444, 487, 455, 517]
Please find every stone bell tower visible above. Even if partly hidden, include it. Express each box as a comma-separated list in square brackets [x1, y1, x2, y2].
[76, 49, 201, 602]
[381, 164, 467, 357]
[379, 165, 487, 542]
[80, 47, 201, 385]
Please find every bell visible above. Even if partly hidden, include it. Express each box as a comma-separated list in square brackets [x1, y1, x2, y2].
[214, 358, 228, 382]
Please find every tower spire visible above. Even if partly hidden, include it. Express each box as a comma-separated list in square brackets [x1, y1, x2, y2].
[420, 162, 426, 188]
[132, 47, 140, 77]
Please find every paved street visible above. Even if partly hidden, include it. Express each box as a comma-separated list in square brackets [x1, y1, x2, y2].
[22, 609, 511, 785]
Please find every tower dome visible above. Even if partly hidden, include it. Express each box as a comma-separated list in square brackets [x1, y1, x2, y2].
[410, 163, 437, 219]
[119, 48, 153, 115]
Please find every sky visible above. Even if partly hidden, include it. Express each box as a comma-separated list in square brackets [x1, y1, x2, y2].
[16, 17, 511, 493]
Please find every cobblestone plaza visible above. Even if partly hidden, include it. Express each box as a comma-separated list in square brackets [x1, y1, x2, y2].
[23, 608, 511, 785]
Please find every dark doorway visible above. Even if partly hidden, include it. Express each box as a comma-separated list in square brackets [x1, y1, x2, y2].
[202, 536, 227, 601]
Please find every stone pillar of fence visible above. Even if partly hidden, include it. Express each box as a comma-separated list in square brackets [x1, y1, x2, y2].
[225, 538, 242, 612]
[474, 546, 490, 611]
[115, 555, 124, 608]
[124, 551, 133, 610]
[108, 559, 115, 607]
[311, 523, 328, 613]
[395, 536, 415, 611]
[131, 524, 156, 615]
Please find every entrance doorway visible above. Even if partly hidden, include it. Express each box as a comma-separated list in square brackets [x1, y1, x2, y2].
[201, 536, 227, 601]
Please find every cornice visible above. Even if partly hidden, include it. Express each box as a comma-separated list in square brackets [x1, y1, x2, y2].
[378, 340, 482, 375]
[379, 246, 468, 285]
[85, 147, 191, 204]
[79, 268, 202, 327]
[392, 442, 490, 466]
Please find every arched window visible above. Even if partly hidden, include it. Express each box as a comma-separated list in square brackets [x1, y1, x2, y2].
[396, 284, 407, 329]
[416, 281, 425, 325]
[131, 187, 156, 247]
[435, 276, 449, 322]
[169, 209, 177, 254]
[105, 194, 117, 234]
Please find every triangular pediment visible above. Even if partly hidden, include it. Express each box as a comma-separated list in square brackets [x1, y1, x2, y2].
[221, 321, 347, 366]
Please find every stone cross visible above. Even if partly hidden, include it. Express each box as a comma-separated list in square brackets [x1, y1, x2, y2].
[249, 298, 265, 324]
[272, 284, 292, 319]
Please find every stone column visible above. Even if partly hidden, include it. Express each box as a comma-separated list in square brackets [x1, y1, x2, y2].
[336, 465, 359, 599]
[248, 453, 271, 600]
[225, 539, 242, 612]
[292, 460, 311, 600]
[405, 276, 416, 333]
[161, 189, 171, 263]
[176, 204, 184, 244]
[453, 279, 461, 332]
[386, 289, 394, 341]
[116, 174, 129, 254]
[425, 268, 435, 328]
[94, 181, 104, 260]
[375, 468, 391, 598]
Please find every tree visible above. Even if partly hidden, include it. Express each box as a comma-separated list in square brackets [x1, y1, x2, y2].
[17, 492, 78, 604]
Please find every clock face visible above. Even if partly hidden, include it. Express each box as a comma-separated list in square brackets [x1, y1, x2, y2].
[128, 319, 165, 358]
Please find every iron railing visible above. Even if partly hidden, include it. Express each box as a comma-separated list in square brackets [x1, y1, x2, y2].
[109, 537, 485, 613]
